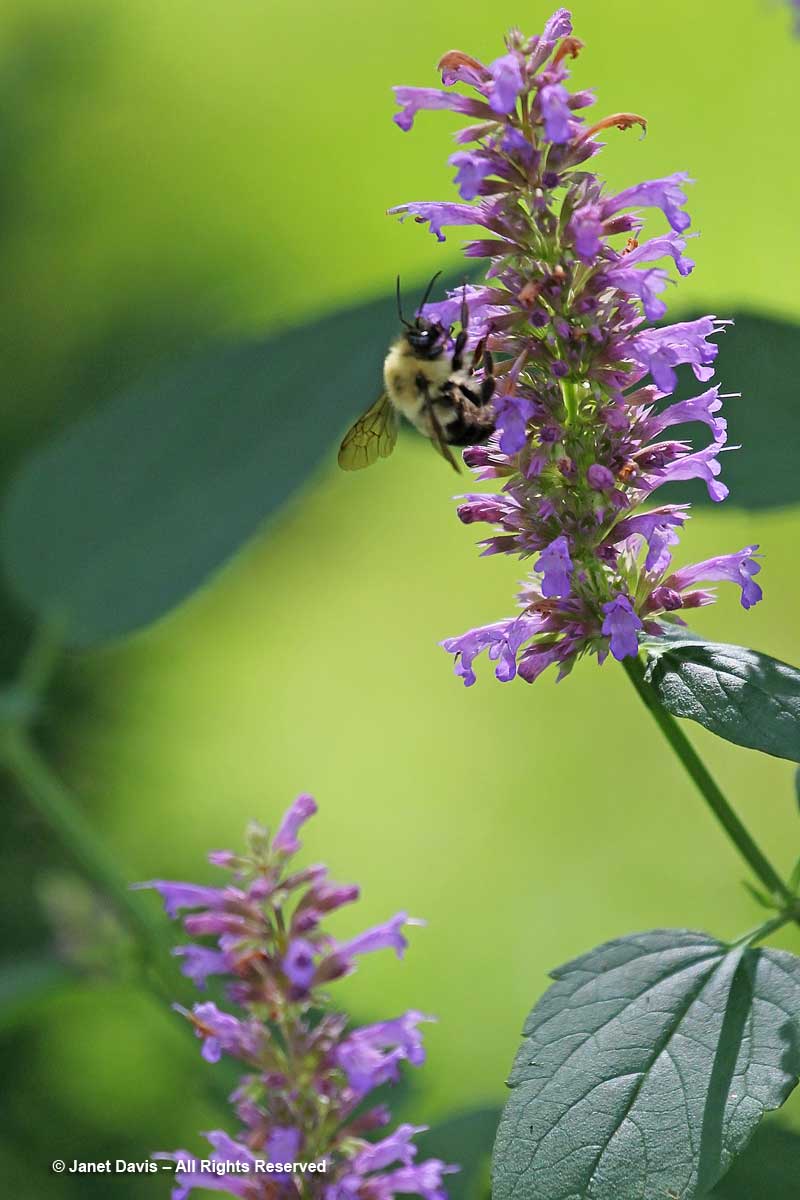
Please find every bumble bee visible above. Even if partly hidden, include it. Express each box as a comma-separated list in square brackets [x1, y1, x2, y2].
[338, 274, 496, 473]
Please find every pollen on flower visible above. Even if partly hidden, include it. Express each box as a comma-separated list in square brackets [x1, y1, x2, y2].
[143, 796, 453, 1199]
[389, 7, 761, 686]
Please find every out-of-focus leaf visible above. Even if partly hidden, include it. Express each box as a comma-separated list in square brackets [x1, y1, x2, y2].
[0, 291, 397, 647]
[493, 930, 800, 1200]
[660, 313, 800, 510]
[710, 1122, 800, 1198]
[0, 956, 74, 1031]
[416, 1108, 499, 1200]
[643, 637, 800, 762]
[2, 304, 796, 648]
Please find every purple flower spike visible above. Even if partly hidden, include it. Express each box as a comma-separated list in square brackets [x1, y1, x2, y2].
[602, 596, 644, 661]
[388, 10, 760, 687]
[149, 801, 453, 1197]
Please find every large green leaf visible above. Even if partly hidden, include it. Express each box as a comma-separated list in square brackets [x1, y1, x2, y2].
[643, 638, 800, 763]
[0, 291, 397, 647]
[2, 304, 797, 648]
[416, 1108, 499, 1200]
[660, 313, 800, 510]
[710, 1122, 800, 1199]
[0, 956, 74, 1031]
[493, 930, 800, 1200]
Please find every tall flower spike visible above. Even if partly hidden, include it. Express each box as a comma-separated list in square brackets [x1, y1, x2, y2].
[390, 9, 762, 686]
[142, 796, 455, 1198]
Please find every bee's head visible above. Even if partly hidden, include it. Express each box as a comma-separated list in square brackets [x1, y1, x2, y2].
[405, 318, 447, 358]
[397, 272, 446, 358]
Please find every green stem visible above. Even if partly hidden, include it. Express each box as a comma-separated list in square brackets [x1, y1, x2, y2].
[0, 729, 168, 959]
[729, 905, 800, 950]
[623, 655, 794, 907]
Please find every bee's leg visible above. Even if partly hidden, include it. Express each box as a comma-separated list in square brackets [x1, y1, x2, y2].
[480, 349, 495, 404]
[451, 283, 471, 371]
[455, 382, 482, 405]
[416, 374, 460, 472]
[451, 330, 468, 372]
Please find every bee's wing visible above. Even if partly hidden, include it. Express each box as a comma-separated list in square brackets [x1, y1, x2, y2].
[338, 393, 400, 471]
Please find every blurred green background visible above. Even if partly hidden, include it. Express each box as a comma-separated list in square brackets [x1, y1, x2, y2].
[1, 0, 799, 1196]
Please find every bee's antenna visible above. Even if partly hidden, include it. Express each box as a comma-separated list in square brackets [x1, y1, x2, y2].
[396, 276, 412, 328]
[415, 270, 442, 320]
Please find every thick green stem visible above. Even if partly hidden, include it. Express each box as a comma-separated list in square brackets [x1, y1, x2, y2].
[623, 655, 793, 907]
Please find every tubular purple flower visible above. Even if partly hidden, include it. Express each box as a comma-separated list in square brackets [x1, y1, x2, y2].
[448, 150, 497, 201]
[172, 944, 228, 989]
[641, 433, 730, 503]
[389, 10, 761, 685]
[441, 615, 545, 686]
[135, 881, 227, 919]
[272, 792, 317, 855]
[587, 464, 615, 492]
[265, 1126, 302, 1164]
[621, 232, 695, 276]
[625, 318, 723, 394]
[377, 1160, 457, 1200]
[283, 938, 317, 991]
[606, 172, 693, 232]
[188, 1002, 263, 1065]
[538, 83, 573, 142]
[665, 547, 763, 610]
[487, 53, 525, 114]
[612, 506, 689, 574]
[641, 385, 726, 441]
[351, 1124, 428, 1173]
[392, 86, 490, 131]
[602, 596, 644, 661]
[336, 1013, 433, 1095]
[494, 393, 536, 454]
[156, 1133, 256, 1200]
[387, 200, 488, 243]
[149, 799, 450, 1198]
[335, 913, 415, 962]
[535, 536, 573, 598]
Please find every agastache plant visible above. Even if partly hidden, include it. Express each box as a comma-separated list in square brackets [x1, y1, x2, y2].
[139, 795, 455, 1200]
[389, 7, 762, 687]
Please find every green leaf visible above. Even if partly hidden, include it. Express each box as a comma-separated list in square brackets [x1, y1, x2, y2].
[0, 956, 74, 1031]
[710, 1122, 800, 1198]
[493, 930, 800, 1200]
[661, 313, 800, 511]
[642, 638, 800, 763]
[0, 291, 398, 647]
[416, 1108, 499, 1200]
